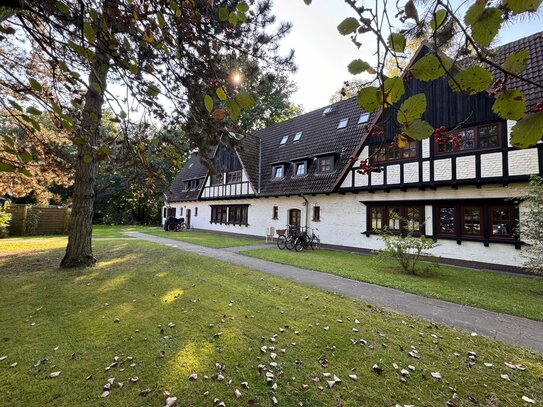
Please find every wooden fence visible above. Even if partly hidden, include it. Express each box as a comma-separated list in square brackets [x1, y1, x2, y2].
[6, 204, 71, 236]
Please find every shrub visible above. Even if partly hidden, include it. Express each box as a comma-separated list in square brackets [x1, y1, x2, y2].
[0, 201, 12, 237]
[519, 176, 543, 275]
[375, 229, 438, 275]
[24, 209, 41, 235]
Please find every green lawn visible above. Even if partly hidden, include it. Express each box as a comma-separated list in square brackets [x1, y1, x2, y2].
[145, 230, 263, 248]
[92, 225, 161, 238]
[0, 241, 542, 406]
[240, 248, 543, 322]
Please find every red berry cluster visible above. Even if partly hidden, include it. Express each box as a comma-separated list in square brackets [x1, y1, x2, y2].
[390, 134, 400, 148]
[487, 78, 506, 99]
[348, 156, 358, 165]
[371, 125, 384, 137]
[434, 125, 462, 149]
[208, 80, 219, 89]
[356, 159, 374, 175]
[535, 103, 543, 112]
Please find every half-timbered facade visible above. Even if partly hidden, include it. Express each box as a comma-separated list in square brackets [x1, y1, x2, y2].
[164, 32, 543, 271]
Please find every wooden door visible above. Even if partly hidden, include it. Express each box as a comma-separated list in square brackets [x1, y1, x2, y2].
[288, 209, 301, 232]
[186, 209, 191, 229]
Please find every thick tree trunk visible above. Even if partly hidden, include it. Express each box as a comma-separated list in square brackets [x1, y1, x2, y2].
[60, 7, 112, 268]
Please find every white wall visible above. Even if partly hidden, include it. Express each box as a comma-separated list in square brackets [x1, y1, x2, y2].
[165, 182, 531, 268]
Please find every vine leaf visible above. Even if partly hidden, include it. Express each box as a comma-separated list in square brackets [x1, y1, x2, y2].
[449, 66, 493, 95]
[502, 49, 529, 75]
[29, 78, 43, 92]
[402, 119, 434, 140]
[146, 84, 160, 97]
[348, 59, 370, 75]
[387, 33, 406, 53]
[384, 77, 405, 105]
[430, 9, 448, 31]
[216, 87, 227, 101]
[218, 7, 229, 21]
[410, 54, 451, 82]
[204, 94, 213, 113]
[492, 89, 525, 120]
[357, 86, 382, 112]
[337, 18, 359, 35]
[226, 100, 241, 120]
[397, 93, 426, 126]
[510, 111, 543, 148]
[237, 2, 249, 12]
[235, 91, 256, 110]
[503, 0, 543, 14]
[0, 162, 17, 172]
[464, 4, 502, 47]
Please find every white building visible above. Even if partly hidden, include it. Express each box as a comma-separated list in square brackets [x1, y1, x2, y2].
[163, 33, 543, 272]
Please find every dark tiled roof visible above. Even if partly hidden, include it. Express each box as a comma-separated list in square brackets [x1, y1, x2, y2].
[491, 31, 543, 111]
[251, 97, 371, 196]
[167, 152, 207, 201]
[237, 134, 261, 192]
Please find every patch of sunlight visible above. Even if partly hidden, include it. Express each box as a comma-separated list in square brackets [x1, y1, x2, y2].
[94, 254, 136, 270]
[97, 273, 131, 293]
[161, 289, 184, 304]
[164, 342, 215, 381]
[18, 283, 37, 292]
[74, 271, 100, 282]
[156, 271, 169, 278]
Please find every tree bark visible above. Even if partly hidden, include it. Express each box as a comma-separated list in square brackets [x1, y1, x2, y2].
[60, 4, 112, 268]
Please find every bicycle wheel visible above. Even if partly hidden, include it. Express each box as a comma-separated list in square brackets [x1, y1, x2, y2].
[167, 223, 177, 232]
[295, 238, 305, 252]
[285, 236, 296, 250]
[276, 235, 286, 250]
[310, 236, 320, 250]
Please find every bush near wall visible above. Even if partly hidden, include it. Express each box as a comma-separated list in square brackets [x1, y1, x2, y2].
[5, 204, 70, 236]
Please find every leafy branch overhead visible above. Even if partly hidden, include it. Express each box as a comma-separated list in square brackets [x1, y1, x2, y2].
[332, 0, 543, 147]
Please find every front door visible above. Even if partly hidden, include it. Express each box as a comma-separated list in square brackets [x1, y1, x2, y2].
[288, 209, 301, 232]
[186, 209, 191, 229]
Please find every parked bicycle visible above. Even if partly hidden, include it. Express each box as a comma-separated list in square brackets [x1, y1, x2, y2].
[165, 216, 187, 232]
[276, 225, 320, 251]
[294, 226, 320, 251]
[276, 225, 298, 250]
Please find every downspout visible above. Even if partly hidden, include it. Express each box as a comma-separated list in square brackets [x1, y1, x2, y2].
[301, 193, 309, 230]
[258, 137, 262, 194]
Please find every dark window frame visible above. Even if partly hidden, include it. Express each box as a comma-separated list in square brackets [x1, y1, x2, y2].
[195, 207, 198, 217]
[462, 206, 483, 236]
[370, 140, 419, 164]
[272, 165, 285, 179]
[210, 204, 249, 226]
[317, 156, 334, 173]
[489, 205, 515, 238]
[226, 170, 242, 184]
[437, 206, 456, 235]
[294, 161, 307, 177]
[434, 122, 502, 156]
[367, 204, 424, 235]
[272, 205, 278, 220]
[313, 206, 321, 222]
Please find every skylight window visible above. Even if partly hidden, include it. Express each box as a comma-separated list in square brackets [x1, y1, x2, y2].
[338, 118, 349, 129]
[358, 112, 370, 124]
[280, 136, 289, 145]
[322, 107, 333, 116]
[293, 131, 302, 141]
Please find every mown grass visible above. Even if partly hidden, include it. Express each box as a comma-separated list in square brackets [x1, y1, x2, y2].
[239, 248, 543, 322]
[92, 225, 161, 238]
[145, 230, 262, 248]
[0, 240, 542, 406]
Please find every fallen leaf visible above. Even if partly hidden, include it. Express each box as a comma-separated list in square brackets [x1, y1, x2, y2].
[235, 389, 242, 398]
[0, 356, 6, 361]
[431, 372, 442, 380]
[349, 374, 358, 381]
[50, 371, 61, 378]
[100, 391, 110, 398]
[521, 396, 535, 404]
[139, 388, 152, 396]
[189, 373, 198, 381]
[501, 374, 510, 381]
[165, 396, 177, 407]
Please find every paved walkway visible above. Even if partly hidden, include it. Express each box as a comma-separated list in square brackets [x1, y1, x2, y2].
[128, 232, 543, 352]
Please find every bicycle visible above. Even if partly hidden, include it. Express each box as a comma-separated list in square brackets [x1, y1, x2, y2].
[295, 227, 320, 251]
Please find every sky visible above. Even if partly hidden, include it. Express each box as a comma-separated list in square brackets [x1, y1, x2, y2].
[271, 0, 543, 111]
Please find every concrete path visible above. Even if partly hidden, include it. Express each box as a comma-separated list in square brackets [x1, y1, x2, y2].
[128, 232, 543, 352]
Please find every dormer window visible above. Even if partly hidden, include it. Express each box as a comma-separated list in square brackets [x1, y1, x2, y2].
[183, 181, 189, 191]
[318, 156, 334, 173]
[280, 136, 288, 145]
[338, 118, 349, 129]
[293, 131, 302, 141]
[358, 112, 370, 124]
[273, 165, 284, 179]
[295, 162, 306, 176]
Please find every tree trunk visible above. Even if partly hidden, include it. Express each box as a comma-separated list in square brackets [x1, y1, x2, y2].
[60, 5, 112, 268]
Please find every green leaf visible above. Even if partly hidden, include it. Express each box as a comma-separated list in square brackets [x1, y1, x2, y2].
[492, 89, 526, 120]
[337, 17, 359, 35]
[397, 94, 426, 126]
[61, 117, 73, 131]
[387, 33, 406, 53]
[216, 87, 227, 101]
[502, 49, 529, 75]
[8, 99, 23, 111]
[410, 54, 451, 82]
[357, 86, 382, 112]
[18, 167, 32, 177]
[67, 40, 95, 62]
[83, 22, 95, 43]
[237, 2, 249, 12]
[204, 95, 214, 113]
[236, 91, 256, 110]
[430, 9, 447, 31]
[347, 59, 370, 75]
[226, 99, 241, 121]
[26, 106, 42, 116]
[464, 4, 502, 47]
[218, 7, 229, 21]
[0, 162, 17, 172]
[147, 84, 160, 97]
[402, 119, 434, 140]
[237, 10, 246, 22]
[21, 115, 41, 131]
[157, 12, 166, 29]
[2, 135, 15, 148]
[83, 155, 93, 163]
[56, 1, 70, 14]
[383, 77, 405, 105]
[20, 151, 32, 163]
[510, 110, 543, 148]
[449, 66, 493, 95]
[228, 11, 238, 25]
[29, 78, 43, 92]
[503, 0, 543, 14]
[119, 110, 127, 120]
